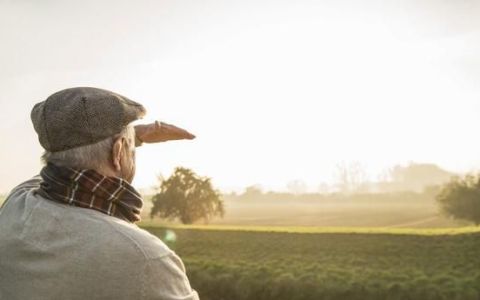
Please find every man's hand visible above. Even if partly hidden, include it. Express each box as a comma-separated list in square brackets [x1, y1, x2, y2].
[134, 121, 196, 146]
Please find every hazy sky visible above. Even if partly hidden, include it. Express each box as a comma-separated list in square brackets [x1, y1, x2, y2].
[1, 0, 480, 193]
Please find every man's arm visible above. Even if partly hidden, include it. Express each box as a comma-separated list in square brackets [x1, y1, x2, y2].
[142, 252, 200, 300]
[134, 121, 195, 147]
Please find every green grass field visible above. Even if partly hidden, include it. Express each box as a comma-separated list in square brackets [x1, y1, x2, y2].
[142, 225, 480, 300]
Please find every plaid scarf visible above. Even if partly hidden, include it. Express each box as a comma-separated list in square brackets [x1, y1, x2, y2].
[36, 163, 143, 223]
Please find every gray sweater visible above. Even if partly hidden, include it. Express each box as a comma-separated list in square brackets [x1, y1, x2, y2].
[0, 176, 199, 300]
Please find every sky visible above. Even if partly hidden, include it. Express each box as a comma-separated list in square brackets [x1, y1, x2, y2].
[1, 0, 480, 194]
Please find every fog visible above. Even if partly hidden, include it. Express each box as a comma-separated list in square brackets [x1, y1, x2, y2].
[1, 0, 480, 193]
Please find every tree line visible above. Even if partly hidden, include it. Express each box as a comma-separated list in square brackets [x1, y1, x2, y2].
[149, 165, 480, 226]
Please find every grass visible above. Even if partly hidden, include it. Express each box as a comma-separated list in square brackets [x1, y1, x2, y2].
[141, 224, 480, 300]
[138, 221, 480, 235]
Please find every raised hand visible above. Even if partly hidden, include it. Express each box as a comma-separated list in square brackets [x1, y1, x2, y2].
[134, 121, 196, 146]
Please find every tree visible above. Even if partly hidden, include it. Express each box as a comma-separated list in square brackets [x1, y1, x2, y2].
[243, 185, 263, 197]
[317, 182, 330, 194]
[436, 174, 480, 225]
[150, 167, 225, 224]
[379, 163, 454, 193]
[334, 161, 369, 193]
[286, 180, 307, 195]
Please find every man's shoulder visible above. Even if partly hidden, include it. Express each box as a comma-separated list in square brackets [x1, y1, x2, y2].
[1, 175, 42, 209]
[104, 218, 174, 260]
[1, 177, 173, 261]
[44, 199, 176, 260]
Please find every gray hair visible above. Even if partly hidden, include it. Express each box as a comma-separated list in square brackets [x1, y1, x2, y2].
[41, 125, 136, 171]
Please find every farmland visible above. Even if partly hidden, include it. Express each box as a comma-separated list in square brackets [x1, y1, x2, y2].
[142, 225, 480, 300]
[142, 193, 467, 228]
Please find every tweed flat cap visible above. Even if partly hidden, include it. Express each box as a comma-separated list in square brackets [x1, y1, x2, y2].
[31, 87, 146, 152]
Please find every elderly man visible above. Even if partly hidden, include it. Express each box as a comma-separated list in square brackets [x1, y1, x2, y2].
[0, 87, 200, 300]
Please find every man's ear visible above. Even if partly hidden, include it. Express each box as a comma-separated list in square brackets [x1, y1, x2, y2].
[112, 137, 124, 172]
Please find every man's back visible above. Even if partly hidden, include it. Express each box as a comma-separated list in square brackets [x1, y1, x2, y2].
[0, 177, 199, 300]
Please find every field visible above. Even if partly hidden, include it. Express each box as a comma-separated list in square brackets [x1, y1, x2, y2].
[142, 225, 480, 300]
[142, 195, 467, 228]
[207, 200, 460, 228]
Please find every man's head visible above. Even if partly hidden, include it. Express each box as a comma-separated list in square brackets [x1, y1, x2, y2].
[41, 125, 137, 182]
[32, 87, 146, 183]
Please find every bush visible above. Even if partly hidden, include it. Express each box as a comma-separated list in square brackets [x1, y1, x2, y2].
[436, 174, 480, 225]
